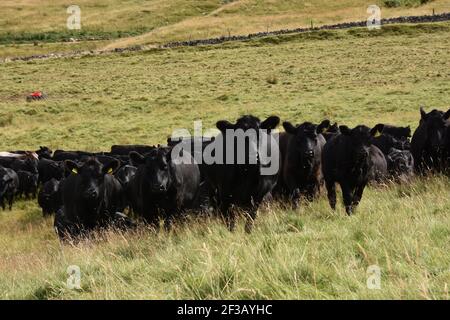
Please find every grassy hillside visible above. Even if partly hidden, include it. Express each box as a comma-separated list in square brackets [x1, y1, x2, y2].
[1, 0, 450, 58]
[0, 22, 449, 299]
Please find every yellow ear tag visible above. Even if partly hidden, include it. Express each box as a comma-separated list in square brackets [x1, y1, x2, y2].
[374, 131, 381, 138]
[322, 127, 327, 133]
[72, 168, 78, 174]
[107, 168, 113, 174]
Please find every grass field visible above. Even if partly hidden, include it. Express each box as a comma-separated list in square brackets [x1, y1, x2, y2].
[0, 20, 449, 299]
[1, 0, 450, 58]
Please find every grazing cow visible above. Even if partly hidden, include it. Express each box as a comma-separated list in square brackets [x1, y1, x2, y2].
[129, 147, 201, 227]
[386, 148, 414, 181]
[0, 152, 38, 174]
[54, 158, 129, 239]
[322, 124, 384, 215]
[276, 120, 329, 203]
[38, 178, 61, 216]
[368, 145, 388, 182]
[52, 150, 94, 162]
[10, 157, 39, 174]
[377, 124, 411, 139]
[411, 108, 450, 173]
[38, 158, 66, 184]
[17, 170, 38, 199]
[0, 166, 19, 210]
[11, 147, 52, 159]
[371, 132, 410, 155]
[201, 115, 280, 232]
[110, 145, 154, 156]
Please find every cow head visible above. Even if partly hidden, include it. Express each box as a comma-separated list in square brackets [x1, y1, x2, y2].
[283, 120, 329, 168]
[65, 157, 119, 202]
[216, 115, 280, 166]
[387, 148, 414, 179]
[339, 124, 384, 166]
[130, 148, 175, 194]
[37, 146, 53, 159]
[339, 124, 384, 147]
[420, 108, 450, 154]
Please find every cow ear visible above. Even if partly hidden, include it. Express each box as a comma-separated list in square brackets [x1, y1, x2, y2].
[317, 119, 330, 134]
[339, 125, 351, 135]
[405, 126, 412, 137]
[443, 109, 450, 120]
[216, 120, 235, 132]
[129, 152, 145, 166]
[65, 160, 80, 175]
[282, 121, 298, 135]
[420, 107, 427, 120]
[261, 116, 280, 130]
[370, 124, 384, 137]
[103, 160, 120, 175]
[165, 147, 179, 162]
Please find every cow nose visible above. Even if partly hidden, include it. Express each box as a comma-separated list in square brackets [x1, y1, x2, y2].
[84, 188, 98, 199]
[305, 150, 314, 158]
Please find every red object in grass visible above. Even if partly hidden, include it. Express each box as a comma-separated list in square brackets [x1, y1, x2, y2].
[31, 91, 43, 97]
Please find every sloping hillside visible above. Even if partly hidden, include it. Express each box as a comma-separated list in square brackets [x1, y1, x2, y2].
[1, 0, 450, 57]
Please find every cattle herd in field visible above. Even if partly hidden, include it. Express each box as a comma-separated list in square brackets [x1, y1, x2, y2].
[0, 107, 449, 240]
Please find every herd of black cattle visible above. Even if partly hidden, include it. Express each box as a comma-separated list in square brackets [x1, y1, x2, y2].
[0, 107, 449, 240]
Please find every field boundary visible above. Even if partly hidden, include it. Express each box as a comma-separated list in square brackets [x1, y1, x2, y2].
[1, 12, 449, 64]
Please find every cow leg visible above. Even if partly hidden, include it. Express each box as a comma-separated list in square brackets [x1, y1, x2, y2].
[325, 180, 336, 210]
[8, 193, 13, 210]
[0, 198, 5, 210]
[341, 183, 354, 215]
[289, 188, 301, 208]
[352, 183, 366, 210]
[220, 199, 235, 232]
[244, 205, 258, 234]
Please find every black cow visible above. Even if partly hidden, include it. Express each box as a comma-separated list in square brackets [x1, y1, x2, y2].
[377, 124, 411, 139]
[386, 148, 414, 181]
[52, 150, 94, 162]
[129, 147, 201, 228]
[276, 120, 329, 203]
[9, 156, 39, 174]
[371, 132, 410, 155]
[322, 124, 384, 215]
[114, 165, 137, 211]
[38, 178, 61, 216]
[368, 145, 388, 182]
[38, 158, 66, 184]
[201, 115, 280, 232]
[11, 146, 52, 159]
[54, 158, 129, 239]
[0, 166, 19, 210]
[17, 170, 38, 199]
[115, 165, 137, 189]
[111, 145, 154, 156]
[411, 108, 450, 173]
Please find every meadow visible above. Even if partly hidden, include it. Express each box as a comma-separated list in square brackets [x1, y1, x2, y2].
[0, 20, 449, 299]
